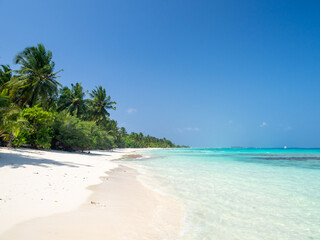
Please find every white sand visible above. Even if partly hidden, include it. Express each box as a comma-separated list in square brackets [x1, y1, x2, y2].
[0, 147, 183, 239]
[0, 147, 135, 234]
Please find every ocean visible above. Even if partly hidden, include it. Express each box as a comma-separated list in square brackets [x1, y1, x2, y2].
[125, 148, 320, 240]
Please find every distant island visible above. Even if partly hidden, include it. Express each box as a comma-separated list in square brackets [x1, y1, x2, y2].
[0, 44, 188, 151]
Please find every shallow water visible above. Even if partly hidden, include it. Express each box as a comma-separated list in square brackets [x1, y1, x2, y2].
[126, 148, 320, 240]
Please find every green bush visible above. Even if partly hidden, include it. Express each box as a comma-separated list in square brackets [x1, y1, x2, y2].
[91, 127, 114, 149]
[53, 113, 114, 151]
[120, 136, 139, 148]
[18, 107, 54, 149]
[53, 114, 91, 151]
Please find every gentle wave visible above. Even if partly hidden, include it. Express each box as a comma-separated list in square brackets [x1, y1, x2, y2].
[123, 148, 320, 240]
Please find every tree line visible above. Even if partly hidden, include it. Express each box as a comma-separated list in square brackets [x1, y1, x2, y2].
[0, 44, 187, 151]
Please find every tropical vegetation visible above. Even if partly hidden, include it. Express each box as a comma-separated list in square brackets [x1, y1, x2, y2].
[0, 44, 186, 151]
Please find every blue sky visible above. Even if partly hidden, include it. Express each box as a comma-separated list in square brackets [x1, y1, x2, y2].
[1, 0, 320, 147]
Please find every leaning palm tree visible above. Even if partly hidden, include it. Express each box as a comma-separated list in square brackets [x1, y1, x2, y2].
[9, 43, 62, 109]
[57, 82, 88, 119]
[88, 86, 116, 124]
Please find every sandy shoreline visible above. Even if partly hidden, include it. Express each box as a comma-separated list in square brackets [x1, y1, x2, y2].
[0, 148, 183, 239]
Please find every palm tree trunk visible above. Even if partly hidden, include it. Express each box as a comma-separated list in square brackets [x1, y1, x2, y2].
[7, 133, 13, 148]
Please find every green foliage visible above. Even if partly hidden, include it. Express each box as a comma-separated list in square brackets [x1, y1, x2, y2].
[0, 65, 15, 105]
[120, 131, 178, 148]
[0, 43, 185, 150]
[0, 104, 27, 147]
[91, 127, 114, 149]
[0, 94, 10, 108]
[88, 86, 116, 124]
[119, 136, 139, 148]
[52, 113, 114, 151]
[0, 65, 12, 87]
[57, 83, 88, 119]
[19, 107, 55, 149]
[9, 44, 62, 109]
[53, 113, 92, 151]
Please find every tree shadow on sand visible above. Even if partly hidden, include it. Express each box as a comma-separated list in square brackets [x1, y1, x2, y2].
[8, 148, 112, 157]
[0, 150, 93, 169]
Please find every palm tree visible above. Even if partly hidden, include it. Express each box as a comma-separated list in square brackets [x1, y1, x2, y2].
[0, 94, 10, 108]
[89, 86, 116, 124]
[0, 104, 27, 147]
[0, 65, 15, 100]
[57, 83, 88, 119]
[10, 43, 62, 109]
[102, 119, 119, 134]
[0, 65, 12, 87]
[119, 127, 127, 137]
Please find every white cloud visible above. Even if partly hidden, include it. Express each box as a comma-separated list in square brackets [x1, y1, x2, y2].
[177, 127, 200, 132]
[260, 122, 267, 127]
[127, 108, 137, 114]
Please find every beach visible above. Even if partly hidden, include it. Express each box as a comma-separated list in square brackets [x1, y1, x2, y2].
[2, 147, 319, 240]
[0, 148, 183, 240]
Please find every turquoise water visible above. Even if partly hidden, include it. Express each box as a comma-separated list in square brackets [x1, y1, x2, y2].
[127, 148, 320, 240]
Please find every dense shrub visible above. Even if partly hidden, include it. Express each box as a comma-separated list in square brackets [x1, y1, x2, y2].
[18, 107, 54, 149]
[53, 114, 91, 151]
[119, 137, 139, 148]
[52, 113, 114, 151]
[91, 127, 114, 149]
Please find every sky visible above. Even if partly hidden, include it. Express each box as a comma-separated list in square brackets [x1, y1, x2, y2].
[1, 0, 320, 148]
